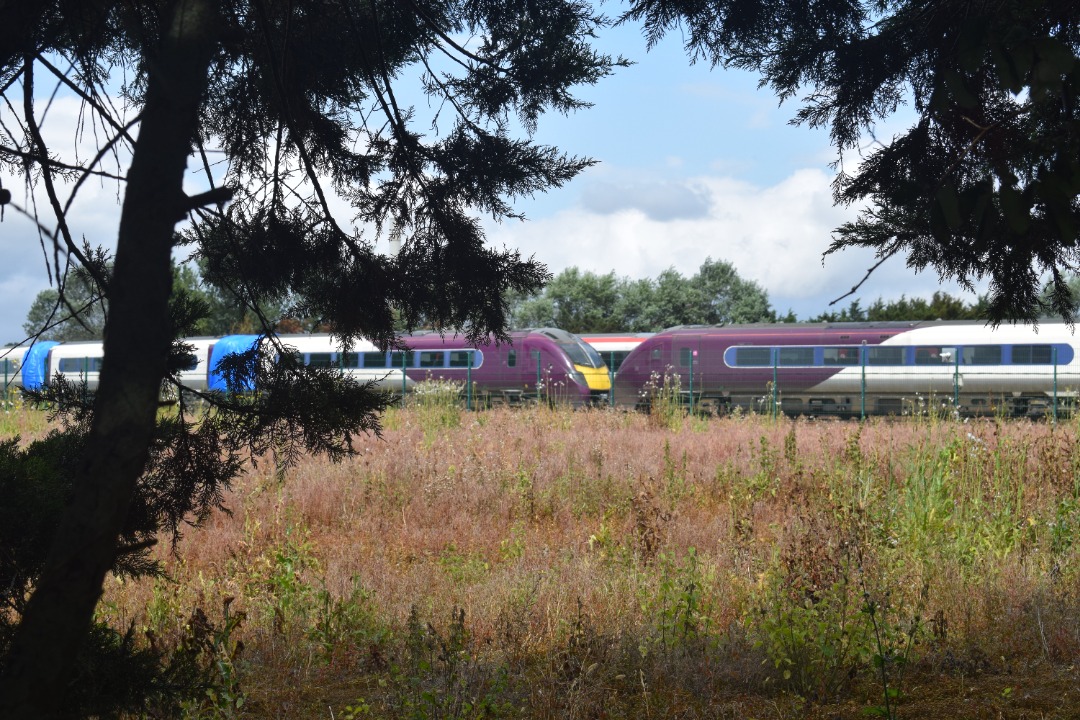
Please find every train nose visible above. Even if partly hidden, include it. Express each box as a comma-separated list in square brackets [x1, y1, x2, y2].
[576, 366, 611, 392]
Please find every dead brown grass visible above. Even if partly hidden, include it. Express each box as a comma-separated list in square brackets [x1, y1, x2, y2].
[89, 407, 1080, 718]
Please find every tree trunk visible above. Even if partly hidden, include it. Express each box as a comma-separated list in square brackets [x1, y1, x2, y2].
[0, 1, 221, 715]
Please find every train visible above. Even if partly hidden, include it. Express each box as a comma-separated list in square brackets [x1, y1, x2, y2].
[577, 333, 654, 371]
[1, 328, 613, 407]
[612, 321, 1080, 417]
[6, 321, 1079, 417]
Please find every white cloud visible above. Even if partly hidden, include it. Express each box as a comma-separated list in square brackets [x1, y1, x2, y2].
[485, 167, 983, 318]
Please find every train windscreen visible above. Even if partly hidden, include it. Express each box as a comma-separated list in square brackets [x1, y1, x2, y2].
[558, 340, 605, 369]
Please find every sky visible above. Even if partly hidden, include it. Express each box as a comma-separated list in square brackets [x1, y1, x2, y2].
[0, 16, 985, 346]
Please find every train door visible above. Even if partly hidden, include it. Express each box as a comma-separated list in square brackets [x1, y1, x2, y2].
[672, 335, 701, 395]
[520, 337, 552, 400]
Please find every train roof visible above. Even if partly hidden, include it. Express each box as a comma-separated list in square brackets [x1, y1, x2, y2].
[659, 321, 924, 334]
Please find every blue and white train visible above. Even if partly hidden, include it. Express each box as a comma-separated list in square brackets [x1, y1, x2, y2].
[2, 328, 613, 406]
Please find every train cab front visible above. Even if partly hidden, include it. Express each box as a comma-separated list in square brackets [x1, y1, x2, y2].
[538, 328, 612, 406]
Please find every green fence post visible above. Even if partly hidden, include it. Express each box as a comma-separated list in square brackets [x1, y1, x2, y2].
[535, 350, 542, 403]
[860, 341, 867, 420]
[1053, 345, 1058, 425]
[689, 350, 694, 415]
[608, 352, 615, 408]
[467, 351, 473, 411]
[772, 348, 778, 420]
[953, 349, 960, 411]
[401, 350, 407, 398]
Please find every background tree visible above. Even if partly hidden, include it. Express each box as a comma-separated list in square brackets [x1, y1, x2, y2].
[22, 267, 108, 342]
[510, 259, 775, 332]
[512, 267, 622, 332]
[0, 0, 620, 714]
[690, 257, 773, 325]
[623, 0, 1080, 323]
[809, 291, 989, 322]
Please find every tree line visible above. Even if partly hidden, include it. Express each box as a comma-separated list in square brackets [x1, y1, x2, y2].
[25, 258, 1009, 345]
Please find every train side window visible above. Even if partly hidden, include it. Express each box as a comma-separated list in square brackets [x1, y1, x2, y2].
[448, 350, 472, 368]
[823, 347, 860, 366]
[678, 347, 695, 366]
[962, 346, 1002, 364]
[389, 351, 415, 367]
[866, 347, 904, 365]
[650, 347, 662, 362]
[1012, 344, 1053, 364]
[307, 352, 333, 368]
[733, 347, 772, 366]
[362, 352, 386, 368]
[339, 352, 359, 368]
[914, 346, 957, 364]
[419, 351, 444, 368]
[778, 347, 814, 366]
[60, 357, 103, 373]
[507, 350, 516, 367]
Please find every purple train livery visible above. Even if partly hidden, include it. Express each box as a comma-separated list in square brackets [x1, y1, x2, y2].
[613, 321, 1080, 417]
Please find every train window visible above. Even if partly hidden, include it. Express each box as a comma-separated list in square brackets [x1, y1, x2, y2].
[362, 352, 386, 368]
[179, 353, 198, 371]
[678, 347, 696, 366]
[0, 359, 13, 374]
[733, 347, 772, 366]
[558, 340, 604, 368]
[778, 347, 814, 366]
[914, 346, 954, 365]
[307, 352, 333, 368]
[448, 350, 472, 368]
[867, 347, 904, 366]
[389, 351, 415, 367]
[962, 346, 1002, 364]
[1012, 344, 1054, 364]
[823, 347, 860, 366]
[419, 351, 444, 368]
[339, 352, 359, 368]
[507, 350, 517, 367]
[651, 347, 662, 362]
[59, 357, 103, 373]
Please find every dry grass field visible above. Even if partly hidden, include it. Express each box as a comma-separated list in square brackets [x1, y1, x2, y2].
[11, 399, 1080, 718]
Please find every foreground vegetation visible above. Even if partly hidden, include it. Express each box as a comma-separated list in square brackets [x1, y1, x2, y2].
[9, 401, 1080, 717]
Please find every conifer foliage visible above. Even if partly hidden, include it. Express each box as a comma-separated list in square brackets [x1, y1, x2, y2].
[0, 0, 622, 714]
[624, 0, 1080, 322]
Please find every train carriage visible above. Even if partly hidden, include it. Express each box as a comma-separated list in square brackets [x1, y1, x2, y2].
[45, 341, 105, 391]
[1, 346, 28, 393]
[614, 322, 1080, 417]
[579, 333, 653, 372]
[205, 328, 611, 406]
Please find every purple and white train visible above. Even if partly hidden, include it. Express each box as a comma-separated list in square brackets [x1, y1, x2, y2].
[612, 321, 1080, 417]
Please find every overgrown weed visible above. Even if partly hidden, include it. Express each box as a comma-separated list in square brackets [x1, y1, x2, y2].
[78, 406, 1080, 717]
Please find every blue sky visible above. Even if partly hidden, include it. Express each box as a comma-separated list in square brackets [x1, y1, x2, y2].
[0, 16, 983, 346]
